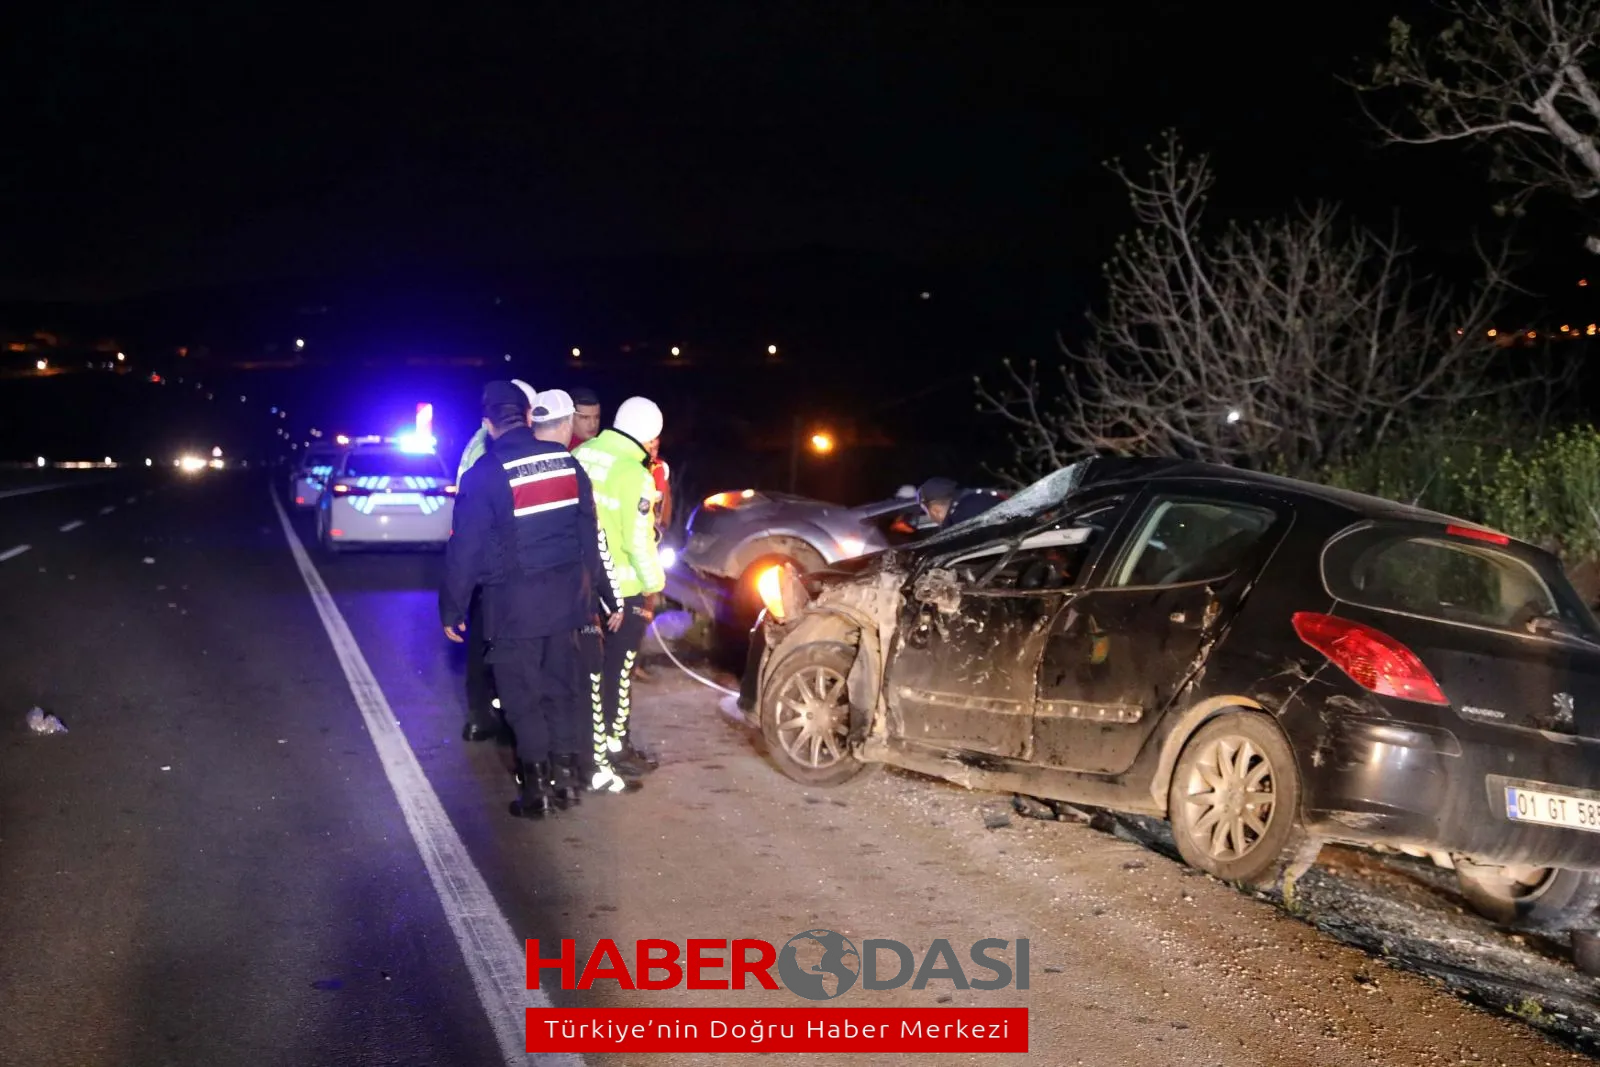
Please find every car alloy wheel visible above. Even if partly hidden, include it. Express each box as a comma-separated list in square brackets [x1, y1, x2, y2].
[771, 662, 849, 770]
[1177, 734, 1278, 862]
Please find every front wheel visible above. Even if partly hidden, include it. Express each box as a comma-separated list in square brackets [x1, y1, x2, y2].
[1168, 712, 1305, 888]
[759, 641, 875, 788]
[1456, 863, 1600, 931]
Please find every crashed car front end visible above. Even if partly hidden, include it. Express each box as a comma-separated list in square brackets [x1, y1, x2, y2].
[752, 553, 907, 748]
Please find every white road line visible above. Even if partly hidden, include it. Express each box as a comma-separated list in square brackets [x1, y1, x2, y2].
[59, 520, 84, 533]
[0, 544, 30, 562]
[98, 505, 115, 516]
[0, 482, 76, 501]
[125, 495, 137, 504]
[268, 488, 576, 1067]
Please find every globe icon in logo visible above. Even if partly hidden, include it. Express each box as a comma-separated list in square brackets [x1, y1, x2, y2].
[777, 929, 860, 1001]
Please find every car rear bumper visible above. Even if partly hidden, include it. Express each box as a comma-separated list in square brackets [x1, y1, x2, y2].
[292, 478, 321, 507]
[327, 498, 452, 545]
[1294, 708, 1600, 870]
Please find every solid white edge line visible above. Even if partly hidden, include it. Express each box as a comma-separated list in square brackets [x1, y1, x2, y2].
[0, 482, 77, 501]
[268, 488, 578, 1067]
[59, 520, 84, 533]
[0, 544, 29, 562]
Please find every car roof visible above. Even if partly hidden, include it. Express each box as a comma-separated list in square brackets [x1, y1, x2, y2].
[1075, 457, 1487, 529]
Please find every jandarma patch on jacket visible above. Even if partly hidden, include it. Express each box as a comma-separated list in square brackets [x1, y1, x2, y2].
[638, 498, 652, 514]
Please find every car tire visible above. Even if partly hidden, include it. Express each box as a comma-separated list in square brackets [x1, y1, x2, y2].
[1456, 864, 1600, 931]
[1168, 712, 1306, 889]
[759, 640, 876, 788]
[318, 518, 343, 556]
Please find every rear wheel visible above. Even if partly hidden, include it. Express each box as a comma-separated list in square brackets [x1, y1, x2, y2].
[1456, 863, 1600, 930]
[1168, 713, 1306, 888]
[759, 641, 874, 788]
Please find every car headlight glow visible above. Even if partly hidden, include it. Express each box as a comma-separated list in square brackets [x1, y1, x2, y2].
[659, 545, 677, 570]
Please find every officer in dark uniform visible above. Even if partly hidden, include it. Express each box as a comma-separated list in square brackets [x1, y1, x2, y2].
[441, 383, 622, 818]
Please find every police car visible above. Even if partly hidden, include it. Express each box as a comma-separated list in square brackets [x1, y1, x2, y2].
[289, 442, 348, 508]
[315, 437, 455, 552]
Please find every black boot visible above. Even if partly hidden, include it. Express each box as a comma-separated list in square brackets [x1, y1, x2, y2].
[508, 761, 555, 819]
[613, 736, 659, 776]
[551, 754, 585, 810]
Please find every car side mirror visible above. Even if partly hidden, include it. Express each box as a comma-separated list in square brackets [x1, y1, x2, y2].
[912, 568, 962, 613]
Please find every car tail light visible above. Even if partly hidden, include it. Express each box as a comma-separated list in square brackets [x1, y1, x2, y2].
[443, 484, 457, 495]
[1291, 611, 1448, 705]
[332, 483, 370, 496]
[295, 496, 305, 505]
[1445, 523, 1510, 545]
[704, 489, 758, 510]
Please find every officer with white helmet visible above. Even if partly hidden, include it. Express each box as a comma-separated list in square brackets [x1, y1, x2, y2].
[573, 396, 667, 788]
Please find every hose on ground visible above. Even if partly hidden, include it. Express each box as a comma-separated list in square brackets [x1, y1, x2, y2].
[648, 617, 739, 697]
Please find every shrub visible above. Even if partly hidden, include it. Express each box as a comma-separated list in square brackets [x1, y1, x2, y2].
[1319, 421, 1600, 567]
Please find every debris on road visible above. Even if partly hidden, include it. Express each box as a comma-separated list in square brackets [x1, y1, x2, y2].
[24, 707, 67, 735]
[982, 811, 1012, 830]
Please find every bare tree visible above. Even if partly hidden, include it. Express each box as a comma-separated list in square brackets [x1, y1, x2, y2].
[1358, 0, 1600, 248]
[977, 135, 1540, 485]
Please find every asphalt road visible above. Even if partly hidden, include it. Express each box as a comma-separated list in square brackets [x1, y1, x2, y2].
[0, 469, 1595, 1066]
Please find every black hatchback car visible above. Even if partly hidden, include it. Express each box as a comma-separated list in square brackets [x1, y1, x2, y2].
[751, 458, 1600, 929]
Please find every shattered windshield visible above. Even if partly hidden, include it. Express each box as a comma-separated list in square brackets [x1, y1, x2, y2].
[915, 461, 1092, 549]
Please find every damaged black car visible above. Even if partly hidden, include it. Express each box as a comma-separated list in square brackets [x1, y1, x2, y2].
[751, 457, 1600, 929]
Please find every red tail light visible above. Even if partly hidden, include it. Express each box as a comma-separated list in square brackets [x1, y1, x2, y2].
[1291, 611, 1448, 705]
[332, 483, 371, 496]
[1445, 523, 1510, 545]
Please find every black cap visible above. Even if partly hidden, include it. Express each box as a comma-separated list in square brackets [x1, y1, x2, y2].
[482, 380, 531, 411]
[918, 477, 960, 504]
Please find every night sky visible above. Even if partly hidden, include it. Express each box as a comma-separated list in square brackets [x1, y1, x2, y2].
[0, 0, 1527, 304]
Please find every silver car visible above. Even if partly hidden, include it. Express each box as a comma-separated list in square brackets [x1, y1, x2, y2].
[678, 487, 1003, 637]
[289, 444, 347, 508]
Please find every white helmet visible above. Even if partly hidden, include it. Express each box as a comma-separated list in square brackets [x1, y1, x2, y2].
[510, 379, 537, 408]
[613, 396, 664, 443]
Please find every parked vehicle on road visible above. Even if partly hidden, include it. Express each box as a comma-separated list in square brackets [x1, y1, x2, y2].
[289, 443, 347, 508]
[316, 442, 455, 553]
[752, 457, 1600, 930]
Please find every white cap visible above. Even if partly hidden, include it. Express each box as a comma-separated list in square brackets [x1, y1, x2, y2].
[531, 388, 575, 422]
[613, 396, 663, 443]
[511, 379, 537, 407]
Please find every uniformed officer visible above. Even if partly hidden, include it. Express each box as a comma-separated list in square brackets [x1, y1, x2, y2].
[442, 383, 622, 817]
[456, 379, 536, 745]
[574, 396, 667, 781]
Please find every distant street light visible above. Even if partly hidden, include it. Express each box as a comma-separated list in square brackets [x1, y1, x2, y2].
[1226, 410, 1242, 424]
[212, 446, 223, 458]
[295, 338, 306, 349]
[810, 431, 835, 454]
[671, 346, 681, 357]
[767, 344, 779, 355]
[35, 359, 46, 371]
[571, 347, 582, 358]
[35, 456, 45, 468]
[116, 352, 125, 361]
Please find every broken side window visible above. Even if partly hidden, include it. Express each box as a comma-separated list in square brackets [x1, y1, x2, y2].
[1112, 497, 1277, 588]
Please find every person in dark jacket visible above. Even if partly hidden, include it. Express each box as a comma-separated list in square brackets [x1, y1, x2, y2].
[441, 383, 623, 818]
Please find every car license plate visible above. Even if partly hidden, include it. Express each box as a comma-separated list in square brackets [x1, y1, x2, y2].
[1505, 785, 1600, 833]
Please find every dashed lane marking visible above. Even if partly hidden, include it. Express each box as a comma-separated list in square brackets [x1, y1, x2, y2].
[268, 488, 578, 1067]
[59, 520, 84, 532]
[98, 505, 115, 516]
[0, 544, 30, 562]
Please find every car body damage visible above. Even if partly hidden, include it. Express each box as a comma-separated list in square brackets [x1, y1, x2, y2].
[753, 458, 1600, 926]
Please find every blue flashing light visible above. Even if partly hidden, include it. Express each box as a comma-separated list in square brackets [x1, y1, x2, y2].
[397, 431, 437, 454]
